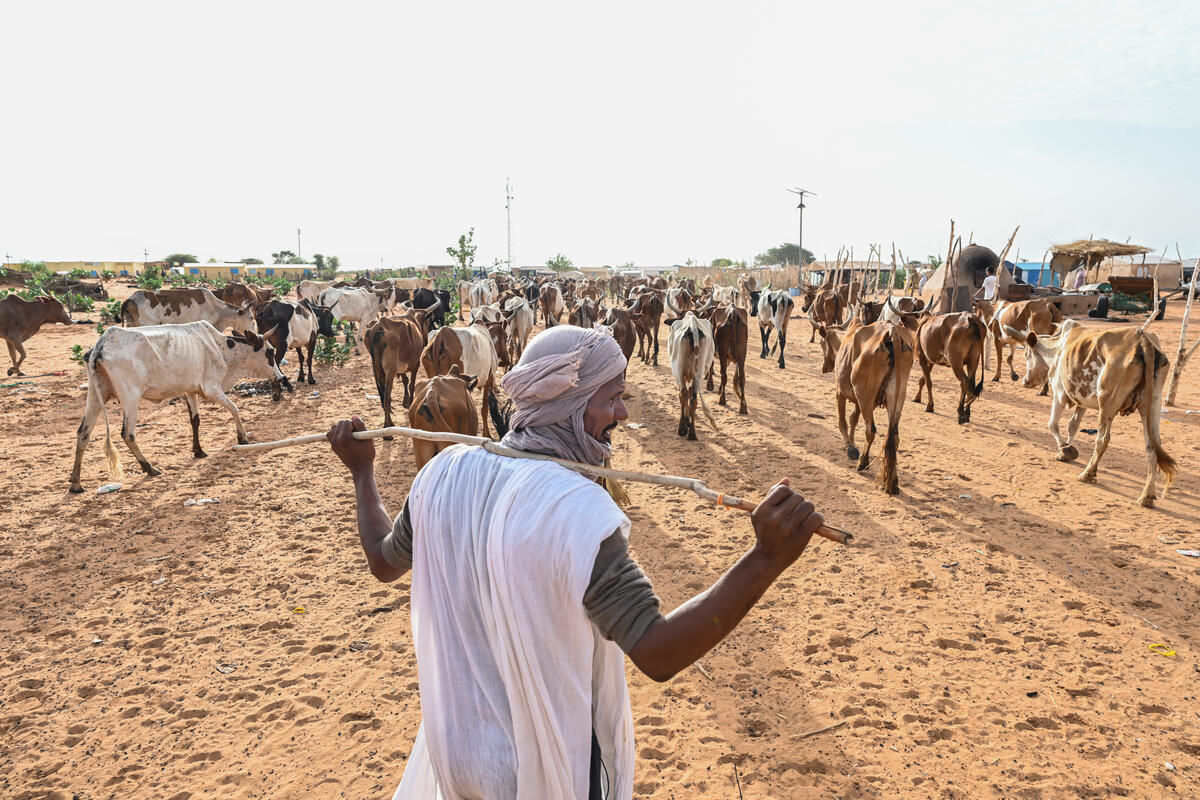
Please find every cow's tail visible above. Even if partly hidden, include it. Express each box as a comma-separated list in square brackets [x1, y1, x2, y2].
[87, 351, 123, 482]
[365, 325, 389, 411]
[1140, 333, 1177, 495]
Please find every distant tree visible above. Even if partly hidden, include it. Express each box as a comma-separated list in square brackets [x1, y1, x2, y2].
[928, 255, 944, 269]
[546, 253, 573, 272]
[208, 257, 218, 263]
[711, 258, 735, 268]
[907, 260, 922, 267]
[240, 257, 263, 265]
[164, 253, 198, 269]
[754, 244, 814, 266]
[312, 254, 326, 273]
[272, 250, 302, 264]
[446, 228, 478, 274]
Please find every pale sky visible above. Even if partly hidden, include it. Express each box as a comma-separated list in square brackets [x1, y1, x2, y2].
[4, 0, 1199, 268]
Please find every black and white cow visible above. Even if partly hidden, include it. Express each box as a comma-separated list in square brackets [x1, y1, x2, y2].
[757, 289, 794, 369]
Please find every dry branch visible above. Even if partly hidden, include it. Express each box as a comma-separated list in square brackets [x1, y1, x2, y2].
[232, 426, 853, 546]
[1167, 255, 1199, 406]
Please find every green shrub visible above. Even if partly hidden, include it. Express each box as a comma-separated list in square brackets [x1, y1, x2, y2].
[100, 270, 116, 281]
[96, 322, 106, 335]
[64, 292, 95, 312]
[136, 272, 163, 290]
[70, 344, 86, 365]
[314, 327, 353, 367]
[99, 299, 122, 324]
[67, 268, 90, 280]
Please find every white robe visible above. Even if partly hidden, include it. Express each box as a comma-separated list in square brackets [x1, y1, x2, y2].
[392, 444, 635, 800]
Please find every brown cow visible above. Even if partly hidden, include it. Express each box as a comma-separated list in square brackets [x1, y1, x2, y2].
[570, 299, 602, 329]
[0, 296, 72, 376]
[408, 364, 479, 469]
[828, 318, 917, 494]
[912, 309, 987, 424]
[1015, 320, 1177, 506]
[973, 298, 1061, 385]
[805, 285, 845, 343]
[599, 306, 637, 363]
[1, 295, 72, 376]
[627, 290, 664, 366]
[366, 308, 437, 434]
[697, 302, 748, 414]
[215, 282, 273, 308]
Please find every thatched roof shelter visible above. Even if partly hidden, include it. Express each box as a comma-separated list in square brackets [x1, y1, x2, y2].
[1049, 239, 1150, 281]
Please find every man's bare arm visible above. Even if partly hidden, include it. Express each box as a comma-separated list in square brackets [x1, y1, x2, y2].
[628, 480, 822, 682]
[328, 416, 409, 583]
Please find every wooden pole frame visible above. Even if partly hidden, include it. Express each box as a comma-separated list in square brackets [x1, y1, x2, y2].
[232, 426, 854, 545]
[1167, 253, 1199, 406]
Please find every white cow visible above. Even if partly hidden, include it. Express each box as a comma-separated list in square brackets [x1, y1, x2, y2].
[297, 280, 336, 304]
[667, 312, 718, 441]
[711, 285, 739, 306]
[469, 302, 503, 324]
[665, 286, 695, 319]
[121, 288, 257, 332]
[68, 321, 284, 493]
[539, 283, 565, 327]
[318, 286, 390, 354]
[468, 280, 496, 312]
[503, 296, 535, 361]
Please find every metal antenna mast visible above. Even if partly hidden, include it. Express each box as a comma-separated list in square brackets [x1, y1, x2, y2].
[786, 187, 816, 289]
[506, 177, 514, 271]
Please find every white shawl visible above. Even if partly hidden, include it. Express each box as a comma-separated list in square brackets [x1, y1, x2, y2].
[391, 444, 635, 800]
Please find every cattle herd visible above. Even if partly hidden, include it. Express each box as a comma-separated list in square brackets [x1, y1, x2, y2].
[0, 262, 1178, 509]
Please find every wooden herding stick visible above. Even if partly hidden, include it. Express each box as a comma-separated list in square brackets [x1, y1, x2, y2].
[233, 426, 853, 546]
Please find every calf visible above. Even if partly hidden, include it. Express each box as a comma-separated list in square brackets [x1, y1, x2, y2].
[710, 285, 739, 307]
[366, 307, 437, 432]
[539, 283, 565, 327]
[318, 286, 390, 353]
[737, 274, 760, 316]
[408, 365, 480, 469]
[121, 288, 257, 332]
[421, 324, 501, 438]
[627, 289, 664, 366]
[667, 312, 718, 440]
[1014, 320, 1176, 506]
[805, 285, 844, 343]
[974, 298, 1061, 385]
[830, 319, 916, 494]
[756, 289, 794, 369]
[1, 295, 72, 376]
[68, 322, 284, 492]
[912, 308, 987, 424]
[468, 280, 495, 312]
[698, 302, 748, 414]
[470, 302, 503, 324]
[256, 299, 320, 397]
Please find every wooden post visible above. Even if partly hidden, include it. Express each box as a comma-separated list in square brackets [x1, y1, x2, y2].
[942, 219, 956, 312]
[1166, 259, 1198, 406]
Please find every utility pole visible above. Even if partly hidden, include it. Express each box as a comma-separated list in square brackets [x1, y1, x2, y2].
[143, 248, 148, 264]
[506, 177, 514, 272]
[297, 228, 302, 260]
[786, 187, 816, 290]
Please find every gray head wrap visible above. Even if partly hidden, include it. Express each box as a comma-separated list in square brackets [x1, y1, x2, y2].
[499, 325, 627, 466]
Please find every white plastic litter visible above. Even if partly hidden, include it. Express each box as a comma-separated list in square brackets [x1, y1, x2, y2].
[152, 577, 166, 585]
[366, 394, 380, 400]
[96, 483, 122, 494]
[184, 497, 220, 507]
[626, 423, 644, 429]
[308, 391, 321, 398]
[91, 637, 102, 644]
[958, 494, 973, 499]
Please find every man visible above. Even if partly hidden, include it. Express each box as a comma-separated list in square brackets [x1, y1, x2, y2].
[1073, 266, 1087, 291]
[327, 325, 825, 799]
[974, 265, 998, 302]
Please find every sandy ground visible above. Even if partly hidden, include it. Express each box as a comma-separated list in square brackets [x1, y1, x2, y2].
[2, 283, 1199, 800]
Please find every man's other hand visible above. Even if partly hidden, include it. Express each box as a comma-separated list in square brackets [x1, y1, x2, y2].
[750, 479, 823, 565]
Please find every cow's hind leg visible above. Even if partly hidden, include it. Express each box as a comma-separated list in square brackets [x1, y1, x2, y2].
[185, 393, 206, 458]
[837, 395, 859, 461]
[854, 390, 876, 472]
[735, 358, 747, 414]
[949, 359, 973, 424]
[776, 331, 787, 369]
[69, 387, 105, 493]
[759, 325, 770, 359]
[116, 391, 161, 477]
[677, 385, 690, 437]
[1078, 412, 1115, 483]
